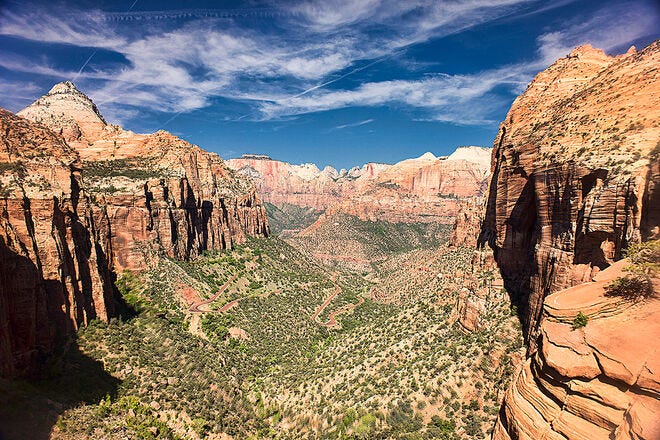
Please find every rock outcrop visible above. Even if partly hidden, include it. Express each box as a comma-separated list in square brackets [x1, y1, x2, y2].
[481, 41, 660, 439]
[450, 197, 486, 248]
[454, 249, 504, 332]
[479, 42, 660, 344]
[227, 147, 491, 224]
[18, 82, 268, 271]
[0, 109, 115, 376]
[0, 82, 268, 376]
[227, 155, 377, 211]
[493, 260, 660, 440]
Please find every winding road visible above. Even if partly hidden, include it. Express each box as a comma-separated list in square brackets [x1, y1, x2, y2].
[189, 264, 364, 327]
[322, 296, 365, 327]
[311, 284, 364, 327]
[311, 285, 342, 323]
[189, 273, 239, 313]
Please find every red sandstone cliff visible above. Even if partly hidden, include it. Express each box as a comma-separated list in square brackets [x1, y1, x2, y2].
[494, 259, 659, 440]
[18, 82, 268, 271]
[480, 43, 659, 343]
[1, 82, 268, 376]
[480, 42, 660, 439]
[0, 109, 115, 376]
[227, 147, 491, 224]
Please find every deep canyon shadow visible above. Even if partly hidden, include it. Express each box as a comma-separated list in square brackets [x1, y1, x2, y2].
[0, 238, 120, 440]
[0, 337, 120, 440]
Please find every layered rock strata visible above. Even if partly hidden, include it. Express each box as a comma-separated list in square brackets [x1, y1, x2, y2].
[18, 82, 268, 271]
[228, 146, 491, 224]
[1, 82, 268, 375]
[0, 109, 115, 376]
[481, 42, 660, 439]
[450, 197, 486, 248]
[479, 43, 660, 344]
[493, 260, 660, 440]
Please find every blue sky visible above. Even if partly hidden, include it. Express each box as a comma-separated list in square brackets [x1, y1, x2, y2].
[0, 0, 658, 169]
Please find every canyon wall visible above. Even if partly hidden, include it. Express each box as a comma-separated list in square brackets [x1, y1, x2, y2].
[0, 82, 268, 376]
[18, 82, 268, 271]
[480, 42, 660, 439]
[0, 109, 115, 376]
[480, 43, 659, 343]
[228, 146, 491, 224]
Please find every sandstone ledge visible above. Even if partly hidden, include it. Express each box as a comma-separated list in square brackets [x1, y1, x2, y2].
[494, 260, 660, 439]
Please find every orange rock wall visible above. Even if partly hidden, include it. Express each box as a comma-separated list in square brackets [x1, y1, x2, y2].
[0, 109, 115, 376]
[228, 148, 490, 224]
[480, 42, 660, 344]
[481, 42, 660, 440]
[0, 83, 269, 376]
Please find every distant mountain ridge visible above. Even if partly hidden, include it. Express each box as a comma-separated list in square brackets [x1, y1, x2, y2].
[227, 146, 492, 225]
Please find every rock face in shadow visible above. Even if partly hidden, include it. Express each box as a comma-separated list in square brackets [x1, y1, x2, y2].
[479, 42, 660, 345]
[1, 82, 269, 376]
[0, 109, 115, 376]
[480, 42, 660, 439]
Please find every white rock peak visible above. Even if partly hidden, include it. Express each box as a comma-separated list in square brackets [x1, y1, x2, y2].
[418, 152, 437, 160]
[48, 81, 83, 95]
[447, 146, 491, 165]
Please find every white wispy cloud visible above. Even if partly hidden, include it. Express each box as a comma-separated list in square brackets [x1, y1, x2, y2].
[259, 66, 530, 124]
[535, 2, 658, 63]
[0, 0, 657, 125]
[0, 79, 42, 110]
[0, 0, 533, 120]
[251, 1, 660, 124]
[0, 9, 125, 48]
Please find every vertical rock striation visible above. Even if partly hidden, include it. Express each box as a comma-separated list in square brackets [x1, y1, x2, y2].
[1, 82, 269, 375]
[17, 82, 269, 271]
[479, 42, 660, 344]
[227, 147, 492, 224]
[481, 42, 660, 439]
[0, 109, 115, 376]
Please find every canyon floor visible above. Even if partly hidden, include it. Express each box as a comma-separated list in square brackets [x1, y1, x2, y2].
[0, 228, 523, 439]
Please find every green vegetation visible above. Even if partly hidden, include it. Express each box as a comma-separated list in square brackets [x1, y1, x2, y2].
[12, 233, 522, 439]
[201, 314, 234, 341]
[264, 202, 323, 235]
[572, 311, 588, 329]
[605, 276, 653, 300]
[83, 158, 172, 181]
[287, 212, 452, 271]
[606, 239, 659, 301]
[0, 161, 26, 177]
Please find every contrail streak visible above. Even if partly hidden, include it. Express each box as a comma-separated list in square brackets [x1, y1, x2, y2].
[100, 7, 296, 21]
[72, 50, 98, 81]
[235, 52, 400, 122]
[72, 0, 140, 81]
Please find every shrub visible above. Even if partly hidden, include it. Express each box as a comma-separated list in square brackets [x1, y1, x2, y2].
[191, 417, 210, 436]
[626, 240, 660, 276]
[201, 314, 234, 341]
[605, 239, 659, 301]
[605, 275, 653, 301]
[572, 311, 588, 329]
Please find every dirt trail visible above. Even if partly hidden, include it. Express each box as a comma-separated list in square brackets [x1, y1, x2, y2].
[312, 283, 364, 327]
[189, 273, 239, 313]
[218, 289, 281, 312]
[321, 296, 365, 327]
[311, 285, 342, 322]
